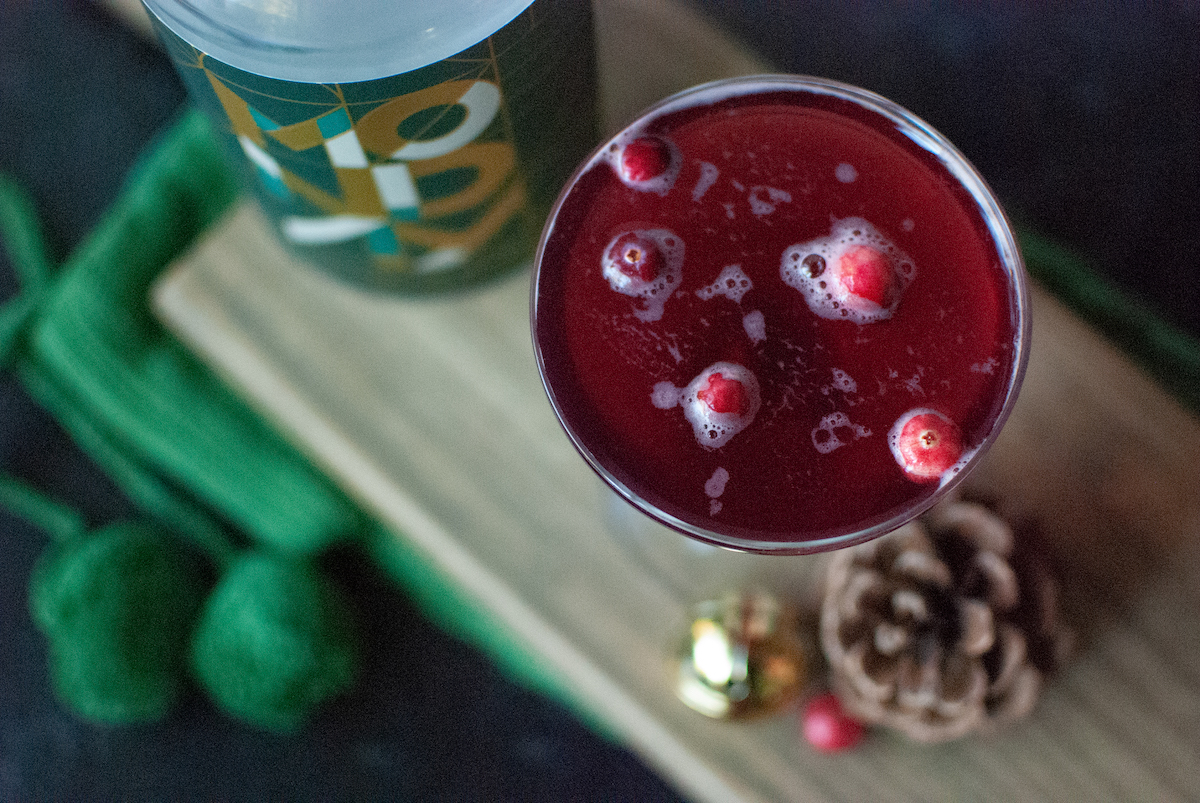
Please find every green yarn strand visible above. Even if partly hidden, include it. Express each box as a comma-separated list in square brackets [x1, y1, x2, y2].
[0, 173, 54, 368]
[0, 172, 53, 293]
[0, 292, 37, 367]
[0, 473, 86, 542]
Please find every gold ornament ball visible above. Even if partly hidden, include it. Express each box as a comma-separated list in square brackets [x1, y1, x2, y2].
[674, 590, 808, 720]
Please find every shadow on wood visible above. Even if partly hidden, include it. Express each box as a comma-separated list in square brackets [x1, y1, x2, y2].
[964, 286, 1200, 644]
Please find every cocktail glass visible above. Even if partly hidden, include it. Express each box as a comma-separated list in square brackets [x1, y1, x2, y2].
[532, 75, 1029, 556]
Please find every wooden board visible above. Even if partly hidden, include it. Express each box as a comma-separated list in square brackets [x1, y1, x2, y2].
[151, 2, 1200, 800]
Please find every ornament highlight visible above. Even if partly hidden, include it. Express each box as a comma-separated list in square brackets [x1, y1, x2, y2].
[674, 590, 807, 720]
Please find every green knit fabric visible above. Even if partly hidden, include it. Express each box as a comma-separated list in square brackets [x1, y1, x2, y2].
[15, 110, 366, 558]
[190, 553, 359, 732]
[0, 114, 366, 730]
[28, 521, 205, 724]
[4, 108, 588, 730]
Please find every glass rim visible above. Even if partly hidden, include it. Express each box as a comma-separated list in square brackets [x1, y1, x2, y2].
[531, 73, 1031, 555]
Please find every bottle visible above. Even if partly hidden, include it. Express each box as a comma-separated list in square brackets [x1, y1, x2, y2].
[141, 0, 599, 293]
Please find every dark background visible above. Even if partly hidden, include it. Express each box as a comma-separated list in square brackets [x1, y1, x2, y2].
[2, 1, 1197, 800]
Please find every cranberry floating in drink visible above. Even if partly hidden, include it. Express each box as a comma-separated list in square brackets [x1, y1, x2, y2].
[532, 76, 1029, 554]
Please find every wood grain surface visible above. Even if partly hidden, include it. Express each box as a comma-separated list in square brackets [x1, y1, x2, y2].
[151, 1, 1200, 800]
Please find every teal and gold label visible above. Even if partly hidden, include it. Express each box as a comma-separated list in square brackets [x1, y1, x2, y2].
[152, 0, 596, 292]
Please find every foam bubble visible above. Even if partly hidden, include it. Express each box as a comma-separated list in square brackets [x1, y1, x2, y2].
[835, 163, 858, 183]
[942, 445, 978, 488]
[780, 217, 916, 324]
[696, 264, 753, 303]
[651, 381, 682, 409]
[682, 362, 761, 449]
[602, 228, 684, 322]
[693, 161, 720, 201]
[742, 310, 766, 343]
[970, 357, 998, 375]
[810, 412, 871, 454]
[830, 368, 857, 393]
[748, 185, 792, 216]
[705, 467, 730, 498]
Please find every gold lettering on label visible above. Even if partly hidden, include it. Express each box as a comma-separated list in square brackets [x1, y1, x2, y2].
[205, 71, 522, 268]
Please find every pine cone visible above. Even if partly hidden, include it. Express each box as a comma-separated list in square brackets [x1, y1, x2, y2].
[820, 499, 1067, 743]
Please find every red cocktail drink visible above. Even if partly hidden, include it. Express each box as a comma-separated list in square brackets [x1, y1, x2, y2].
[532, 76, 1029, 554]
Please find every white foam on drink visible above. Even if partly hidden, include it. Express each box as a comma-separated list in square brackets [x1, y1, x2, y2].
[835, 163, 858, 183]
[693, 161, 720, 201]
[830, 368, 856, 393]
[810, 411, 871, 454]
[780, 217, 916, 324]
[742, 310, 766, 343]
[705, 467, 730, 498]
[748, 185, 792, 216]
[680, 362, 762, 449]
[903, 372, 926, 396]
[970, 357, 998, 375]
[651, 381, 682, 409]
[602, 228, 684, 322]
[602, 132, 681, 196]
[696, 264, 753, 303]
[705, 467, 730, 515]
[943, 446, 978, 486]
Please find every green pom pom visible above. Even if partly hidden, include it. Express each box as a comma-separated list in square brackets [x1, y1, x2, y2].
[190, 553, 358, 732]
[28, 522, 205, 724]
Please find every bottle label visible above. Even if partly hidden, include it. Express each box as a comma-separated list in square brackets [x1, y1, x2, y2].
[150, 0, 597, 292]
